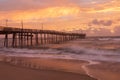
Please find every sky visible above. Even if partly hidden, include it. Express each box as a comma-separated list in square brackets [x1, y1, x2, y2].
[0, 0, 120, 36]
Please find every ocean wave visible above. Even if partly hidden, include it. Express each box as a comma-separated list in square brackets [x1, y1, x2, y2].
[0, 44, 120, 62]
[0, 38, 120, 62]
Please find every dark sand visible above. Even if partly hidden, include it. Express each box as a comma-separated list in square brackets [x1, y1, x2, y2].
[0, 56, 97, 80]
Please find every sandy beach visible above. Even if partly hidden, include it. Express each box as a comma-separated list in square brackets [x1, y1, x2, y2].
[0, 56, 97, 80]
[0, 54, 120, 80]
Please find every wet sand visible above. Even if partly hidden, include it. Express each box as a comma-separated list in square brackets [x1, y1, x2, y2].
[1, 55, 120, 80]
[87, 61, 120, 80]
[0, 56, 97, 80]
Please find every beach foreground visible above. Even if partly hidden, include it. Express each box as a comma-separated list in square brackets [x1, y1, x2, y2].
[0, 56, 120, 80]
[0, 56, 97, 80]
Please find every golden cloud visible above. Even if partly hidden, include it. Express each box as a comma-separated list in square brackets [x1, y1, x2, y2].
[0, 7, 80, 21]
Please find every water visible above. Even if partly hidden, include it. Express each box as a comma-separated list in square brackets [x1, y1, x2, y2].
[0, 37, 120, 63]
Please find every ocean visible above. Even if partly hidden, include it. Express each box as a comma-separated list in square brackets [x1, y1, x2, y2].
[0, 37, 120, 63]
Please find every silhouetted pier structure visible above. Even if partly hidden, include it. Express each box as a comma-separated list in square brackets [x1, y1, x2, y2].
[0, 26, 86, 48]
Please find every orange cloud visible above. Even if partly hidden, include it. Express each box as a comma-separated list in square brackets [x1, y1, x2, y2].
[0, 7, 80, 21]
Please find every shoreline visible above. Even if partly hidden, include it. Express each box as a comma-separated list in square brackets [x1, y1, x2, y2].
[0, 55, 120, 80]
[0, 56, 97, 80]
[0, 62, 96, 80]
[1, 56, 89, 74]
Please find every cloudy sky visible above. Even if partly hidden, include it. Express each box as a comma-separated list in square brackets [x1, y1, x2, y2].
[0, 0, 120, 36]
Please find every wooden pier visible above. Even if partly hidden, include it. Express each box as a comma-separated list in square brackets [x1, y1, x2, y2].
[0, 26, 86, 48]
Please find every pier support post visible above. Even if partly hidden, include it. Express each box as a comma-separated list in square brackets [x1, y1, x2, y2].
[27, 33, 29, 46]
[4, 33, 8, 47]
[30, 33, 33, 46]
[35, 33, 39, 46]
[40, 33, 43, 45]
[12, 33, 17, 47]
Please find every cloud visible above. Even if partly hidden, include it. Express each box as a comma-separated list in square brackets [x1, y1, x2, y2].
[0, 0, 73, 11]
[0, 0, 116, 12]
[114, 26, 120, 35]
[91, 19, 112, 26]
[0, 6, 80, 21]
